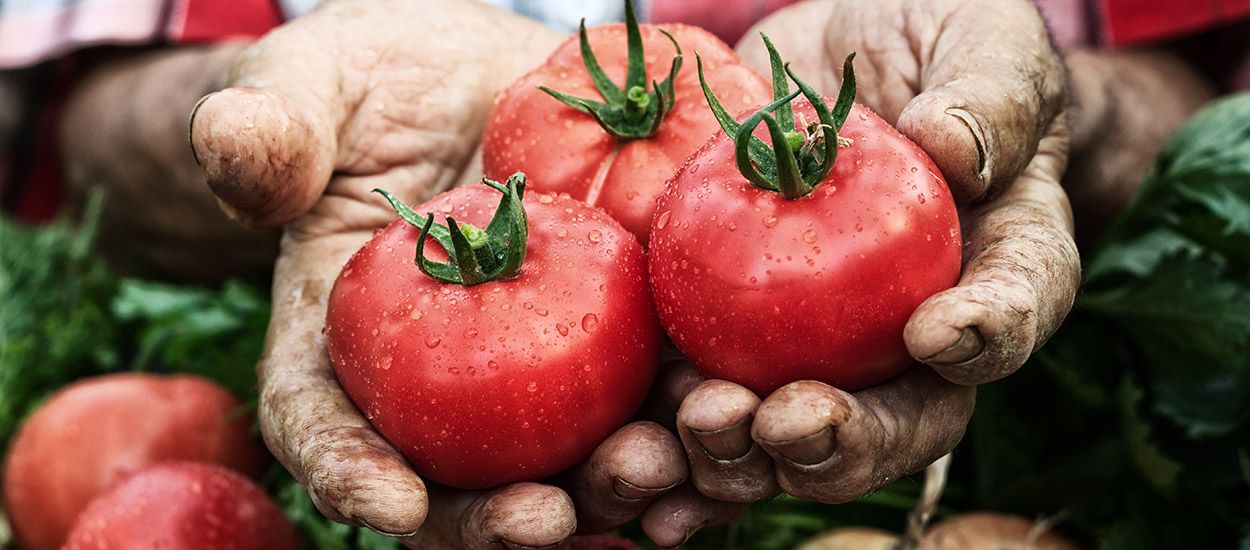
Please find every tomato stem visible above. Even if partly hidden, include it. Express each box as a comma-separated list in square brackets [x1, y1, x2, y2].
[373, 173, 529, 286]
[700, 33, 857, 200]
[537, 0, 683, 140]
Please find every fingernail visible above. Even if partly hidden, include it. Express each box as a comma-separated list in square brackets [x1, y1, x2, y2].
[944, 107, 989, 184]
[690, 416, 753, 461]
[212, 196, 258, 227]
[358, 517, 419, 538]
[921, 326, 985, 365]
[612, 475, 678, 500]
[188, 91, 219, 168]
[498, 541, 563, 550]
[762, 425, 836, 466]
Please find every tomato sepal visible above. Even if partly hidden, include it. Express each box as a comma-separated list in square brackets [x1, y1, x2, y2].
[701, 33, 859, 199]
[537, 0, 683, 140]
[373, 172, 529, 286]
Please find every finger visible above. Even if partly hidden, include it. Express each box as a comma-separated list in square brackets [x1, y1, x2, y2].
[638, 358, 705, 431]
[734, 0, 836, 90]
[189, 18, 342, 227]
[258, 234, 428, 535]
[752, 369, 975, 504]
[892, 0, 1067, 203]
[453, 484, 577, 550]
[676, 380, 780, 503]
[564, 422, 687, 533]
[641, 485, 748, 549]
[904, 118, 1079, 384]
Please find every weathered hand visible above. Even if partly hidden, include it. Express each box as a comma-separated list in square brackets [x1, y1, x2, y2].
[58, 43, 279, 281]
[190, 1, 688, 546]
[663, 0, 1079, 525]
[1063, 48, 1214, 240]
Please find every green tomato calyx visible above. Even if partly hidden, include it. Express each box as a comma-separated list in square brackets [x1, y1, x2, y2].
[700, 33, 857, 200]
[374, 172, 529, 286]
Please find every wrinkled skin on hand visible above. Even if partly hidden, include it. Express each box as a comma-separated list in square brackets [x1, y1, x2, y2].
[191, 1, 703, 547]
[662, 0, 1081, 529]
[60, 44, 279, 281]
[1064, 48, 1215, 241]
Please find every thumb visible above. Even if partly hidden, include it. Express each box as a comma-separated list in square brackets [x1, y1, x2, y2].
[893, 0, 1065, 204]
[190, 26, 341, 226]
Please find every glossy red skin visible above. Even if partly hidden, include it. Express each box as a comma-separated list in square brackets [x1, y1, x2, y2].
[483, 23, 771, 245]
[649, 101, 962, 396]
[2, 373, 268, 550]
[326, 185, 662, 490]
[63, 462, 301, 550]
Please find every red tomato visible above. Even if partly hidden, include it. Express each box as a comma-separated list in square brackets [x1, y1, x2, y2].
[326, 182, 662, 489]
[649, 100, 961, 395]
[483, 21, 770, 244]
[2, 373, 268, 550]
[62, 462, 301, 550]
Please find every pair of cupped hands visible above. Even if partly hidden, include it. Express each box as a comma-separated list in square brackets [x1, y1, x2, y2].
[190, 0, 1078, 547]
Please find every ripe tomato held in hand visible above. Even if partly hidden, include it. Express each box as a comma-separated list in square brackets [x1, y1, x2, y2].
[326, 174, 662, 490]
[483, 0, 770, 244]
[2, 373, 268, 550]
[649, 41, 961, 396]
[63, 462, 301, 550]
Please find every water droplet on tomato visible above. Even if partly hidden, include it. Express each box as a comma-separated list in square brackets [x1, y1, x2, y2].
[425, 336, 441, 348]
[581, 314, 599, 332]
[379, 356, 393, 371]
[655, 210, 672, 229]
[410, 309, 423, 320]
[588, 230, 602, 243]
[535, 307, 549, 316]
[727, 222, 737, 231]
[556, 324, 569, 336]
[917, 193, 926, 204]
[556, 228, 568, 238]
[488, 360, 500, 371]
[527, 381, 538, 392]
[464, 328, 478, 339]
[537, 194, 554, 204]
[763, 216, 779, 228]
[803, 229, 818, 243]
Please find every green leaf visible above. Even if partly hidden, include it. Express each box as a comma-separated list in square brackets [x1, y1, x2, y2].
[1083, 228, 1200, 284]
[1175, 179, 1250, 237]
[1081, 255, 1250, 437]
[1119, 376, 1183, 493]
[0, 191, 119, 443]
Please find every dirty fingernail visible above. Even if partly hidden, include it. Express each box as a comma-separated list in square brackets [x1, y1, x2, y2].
[188, 91, 219, 167]
[761, 425, 836, 466]
[682, 521, 710, 545]
[944, 107, 989, 185]
[612, 475, 678, 500]
[359, 517, 419, 538]
[690, 416, 753, 461]
[922, 326, 985, 365]
[499, 540, 563, 550]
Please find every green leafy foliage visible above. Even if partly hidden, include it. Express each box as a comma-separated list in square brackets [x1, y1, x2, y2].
[0, 194, 119, 444]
